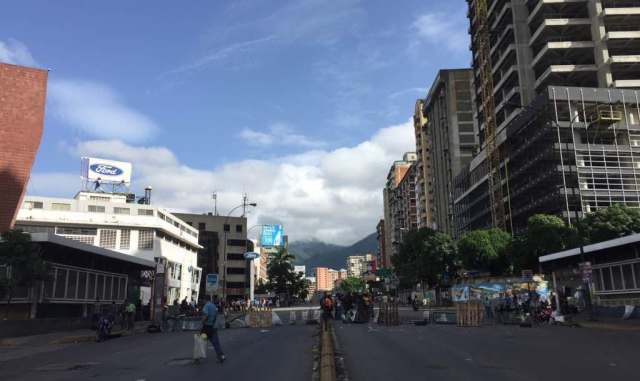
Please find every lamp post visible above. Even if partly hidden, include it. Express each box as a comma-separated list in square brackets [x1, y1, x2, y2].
[245, 224, 266, 303]
[221, 198, 257, 302]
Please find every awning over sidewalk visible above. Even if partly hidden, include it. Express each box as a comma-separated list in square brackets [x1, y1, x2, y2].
[539, 233, 640, 263]
[29, 232, 155, 268]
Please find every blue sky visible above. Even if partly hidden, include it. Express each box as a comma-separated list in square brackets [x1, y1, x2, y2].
[1, 0, 470, 244]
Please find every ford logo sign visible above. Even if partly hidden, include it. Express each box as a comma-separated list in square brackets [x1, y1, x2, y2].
[90, 164, 124, 176]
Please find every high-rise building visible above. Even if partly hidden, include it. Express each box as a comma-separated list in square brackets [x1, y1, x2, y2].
[383, 152, 418, 264]
[455, 0, 640, 235]
[17, 192, 202, 303]
[376, 219, 387, 268]
[423, 69, 479, 237]
[0, 63, 48, 232]
[173, 213, 249, 300]
[414, 99, 435, 229]
[314, 267, 332, 291]
[347, 254, 375, 278]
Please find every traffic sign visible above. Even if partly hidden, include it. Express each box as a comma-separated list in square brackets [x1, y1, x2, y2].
[206, 273, 219, 293]
[244, 251, 259, 260]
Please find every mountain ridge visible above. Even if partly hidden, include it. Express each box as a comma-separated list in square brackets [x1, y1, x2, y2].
[290, 232, 377, 272]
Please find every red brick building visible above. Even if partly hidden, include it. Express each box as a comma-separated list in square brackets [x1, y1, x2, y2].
[0, 63, 48, 232]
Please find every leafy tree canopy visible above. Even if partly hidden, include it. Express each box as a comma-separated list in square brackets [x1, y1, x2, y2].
[579, 204, 640, 243]
[392, 228, 456, 288]
[336, 277, 365, 294]
[457, 228, 511, 275]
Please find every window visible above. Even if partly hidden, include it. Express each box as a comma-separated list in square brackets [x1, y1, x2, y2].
[227, 239, 247, 247]
[88, 205, 106, 213]
[224, 224, 230, 232]
[459, 134, 476, 144]
[226, 282, 245, 289]
[52, 203, 71, 211]
[114, 207, 130, 215]
[120, 229, 131, 250]
[227, 253, 245, 261]
[138, 230, 154, 250]
[186, 221, 192, 226]
[138, 209, 154, 216]
[227, 267, 245, 275]
[458, 113, 474, 122]
[90, 195, 110, 202]
[56, 227, 97, 236]
[198, 222, 206, 231]
[594, 261, 640, 292]
[99, 229, 117, 249]
[236, 225, 243, 233]
[23, 201, 43, 209]
[458, 122, 474, 132]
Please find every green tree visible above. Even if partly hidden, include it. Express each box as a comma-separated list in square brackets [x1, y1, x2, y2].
[336, 277, 365, 294]
[457, 228, 511, 275]
[0, 230, 49, 318]
[579, 204, 640, 243]
[266, 247, 307, 302]
[392, 228, 457, 288]
[511, 214, 577, 272]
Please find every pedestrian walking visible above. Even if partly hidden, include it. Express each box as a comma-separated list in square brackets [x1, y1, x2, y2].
[125, 301, 136, 331]
[320, 292, 334, 327]
[202, 295, 225, 363]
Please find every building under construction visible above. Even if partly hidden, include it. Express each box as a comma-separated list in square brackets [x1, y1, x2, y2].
[454, 0, 640, 235]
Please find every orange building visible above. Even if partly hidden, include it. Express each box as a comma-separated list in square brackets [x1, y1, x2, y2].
[314, 267, 332, 291]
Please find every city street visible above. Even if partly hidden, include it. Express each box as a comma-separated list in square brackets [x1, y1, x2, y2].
[335, 323, 640, 381]
[0, 325, 315, 381]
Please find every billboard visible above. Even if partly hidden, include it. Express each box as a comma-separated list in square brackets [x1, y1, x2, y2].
[81, 157, 132, 184]
[260, 224, 283, 247]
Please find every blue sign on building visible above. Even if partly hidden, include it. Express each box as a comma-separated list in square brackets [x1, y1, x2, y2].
[260, 224, 283, 247]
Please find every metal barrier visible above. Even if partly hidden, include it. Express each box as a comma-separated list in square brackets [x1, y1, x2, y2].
[378, 302, 399, 326]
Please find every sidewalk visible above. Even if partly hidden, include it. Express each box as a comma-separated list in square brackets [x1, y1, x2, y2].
[575, 317, 640, 331]
[0, 321, 149, 362]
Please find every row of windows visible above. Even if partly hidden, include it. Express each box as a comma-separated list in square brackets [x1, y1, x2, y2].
[188, 221, 242, 234]
[593, 261, 640, 293]
[22, 200, 155, 217]
[158, 212, 198, 238]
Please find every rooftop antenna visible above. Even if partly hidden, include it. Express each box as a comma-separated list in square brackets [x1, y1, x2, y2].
[212, 191, 218, 216]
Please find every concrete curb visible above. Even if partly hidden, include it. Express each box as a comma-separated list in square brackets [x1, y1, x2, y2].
[319, 321, 336, 381]
[576, 322, 640, 331]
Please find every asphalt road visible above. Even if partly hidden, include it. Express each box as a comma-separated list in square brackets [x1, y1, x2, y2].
[0, 325, 316, 381]
[335, 323, 640, 381]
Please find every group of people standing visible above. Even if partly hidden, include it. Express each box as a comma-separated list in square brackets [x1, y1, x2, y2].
[320, 292, 374, 324]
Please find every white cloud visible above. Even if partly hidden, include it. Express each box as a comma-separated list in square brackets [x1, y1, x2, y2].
[0, 39, 37, 67]
[412, 12, 468, 52]
[33, 120, 414, 245]
[165, 35, 277, 76]
[48, 80, 158, 143]
[239, 122, 322, 148]
[0, 39, 158, 144]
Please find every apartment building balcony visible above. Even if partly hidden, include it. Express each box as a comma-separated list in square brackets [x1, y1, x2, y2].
[603, 6, 640, 30]
[532, 41, 596, 72]
[490, 2, 512, 32]
[535, 64, 598, 91]
[529, 18, 591, 49]
[493, 65, 519, 96]
[492, 44, 517, 76]
[609, 55, 640, 85]
[495, 86, 521, 115]
[490, 25, 515, 56]
[527, 0, 590, 33]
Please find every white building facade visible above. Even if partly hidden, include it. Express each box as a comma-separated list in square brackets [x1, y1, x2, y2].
[16, 192, 202, 303]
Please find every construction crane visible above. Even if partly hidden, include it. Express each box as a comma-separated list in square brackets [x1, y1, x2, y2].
[474, 0, 507, 230]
